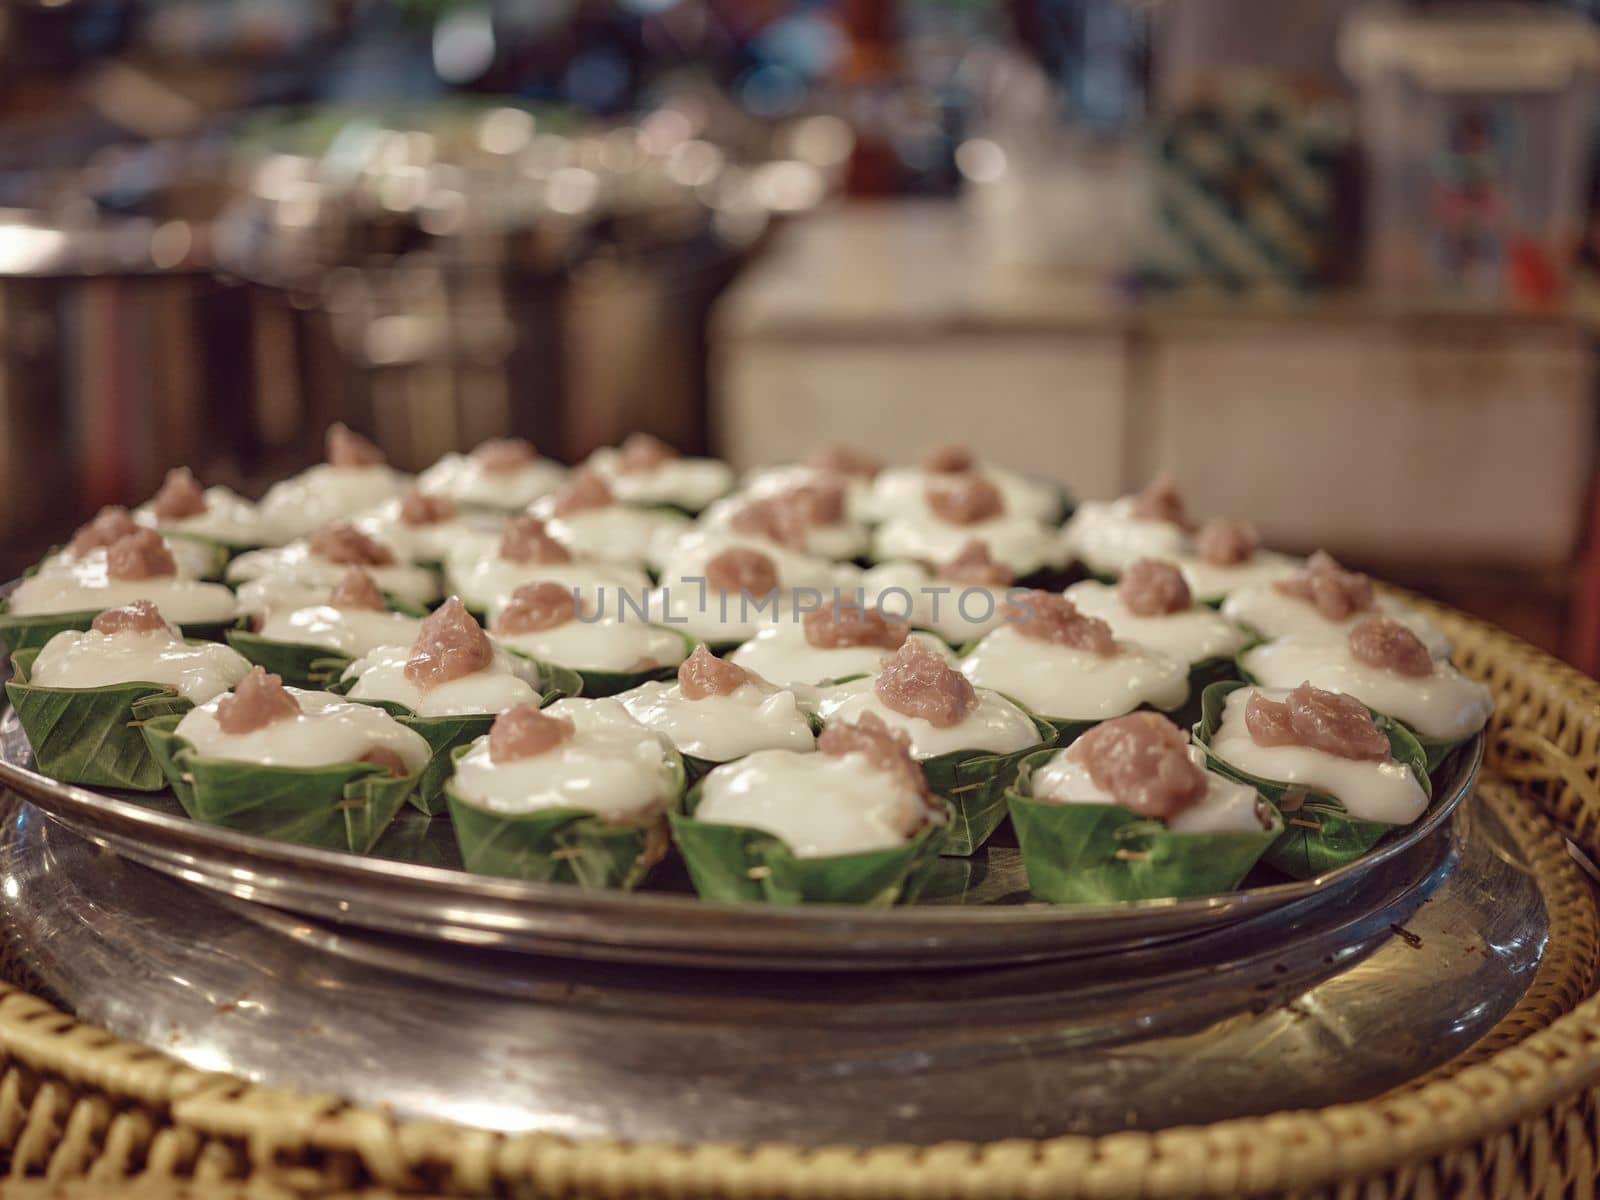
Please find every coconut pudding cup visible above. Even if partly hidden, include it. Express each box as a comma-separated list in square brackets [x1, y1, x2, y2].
[227, 520, 441, 612]
[1006, 713, 1281, 904]
[445, 513, 651, 620]
[1238, 616, 1494, 772]
[617, 645, 818, 781]
[255, 424, 411, 544]
[530, 467, 694, 570]
[328, 598, 580, 815]
[1173, 518, 1299, 606]
[1, 527, 237, 653]
[729, 601, 952, 688]
[871, 472, 1069, 590]
[1194, 680, 1432, 880]
[863, 443, 1066, 527]
[959, 589, 1192, 745]
[672, 712, 951, 906]
[489, 580, 695, 698]
[225, 568, 427, 689]
[1061, 474, 1194, 582]
[38, 504, 231, 583]
[135, 467, 267, 555]
[814, 640, 1051, 856]
[7, 601, 252, 792]
[414, 438, 568, 513]
[140, 668, 427, 853]
[584, 432, 735, 517]
[444, 699, 685, 890]
[1065, 560, 1252, 729]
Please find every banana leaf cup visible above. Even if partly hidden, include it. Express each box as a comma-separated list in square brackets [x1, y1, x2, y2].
[920, 707, 1058, 857]
[326, 660, 584, 815]
[1005, 746, 1280, 904]
[444, 741, 684, 890]
[1234, 659, 1475, 774]
[138, 713, 417, 853]
[1192, 680, 1432, 880]
[4, 646, 196, 791]
[671, 778, 951, 905]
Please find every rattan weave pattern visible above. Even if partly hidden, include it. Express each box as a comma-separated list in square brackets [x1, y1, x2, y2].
[0, 605, 1594, 1198]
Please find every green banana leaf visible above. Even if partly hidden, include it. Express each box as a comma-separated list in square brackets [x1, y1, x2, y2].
[1192, 680, 1432, 880]
[224, 629, 353, 690]
[671, 778, 950, 905]
[920, 709, 1057, 856]
[139, 714, 416, 853]
[1005, 747, 1279, 904]
[326, 658, 584, 814]
[5, 648, 193, 791]
[1235, 658, 1473, 774]
[1163, 653, 1246, 732]
[501, 629, 696, 698]
[445, 741, 685, 889]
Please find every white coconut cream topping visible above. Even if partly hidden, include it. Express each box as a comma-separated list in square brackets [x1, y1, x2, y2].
[1221, 587, 1453, 660]
[618, 677, 815, 762]
[872, 516, 1065, 578]
[136, 486, 264, 548]
[586, 448, 735, 512]
[342, 643, 540, 717]
[415, 451, 568, 510]
[1065, 580, 1250, 665]
[1175, 550, 1301, 605]
[8, 573, 236, 625]
[31, 622, 250, 702]
[176, 687, 430, 772]
[257, 464, 411, 543]
[226, 542, 440, 609]
[959, 622, 1189, 721]
[256, 606, 425, 659]
[1061, 497, 1188, 577]
[729, 625, 952, 688]
[864, 465, 1061, 525]
[1029, 744, 1274, 835]
[814, 676, 1038, 759]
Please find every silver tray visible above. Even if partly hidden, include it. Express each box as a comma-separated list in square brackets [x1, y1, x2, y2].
[0, 692, 1481, 970]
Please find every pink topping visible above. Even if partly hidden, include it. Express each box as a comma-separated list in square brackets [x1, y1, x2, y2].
[938, 540, 1013, 587]
[492, 581, 578, 635]
[308, 521, 396, 567]
[1244, 683, 1390, 762]
[923, 444, 975, 475]
[1273, 551, 1374, 622]
[399, 489, 458, 527]
[488, 704, 575, 763]
[1130, 473, 1193, 529]
[805, 445, 880, 479]
[215, 667, 301, 735]
[1196, 518, 1259, 567]
[678, 643, 750, 700]
[70, 507, 141, 557]
[149, 468, 208, 521]
[818, 712, 932, 813]
[473, 438, 538, 473]
[1003, 590, 1117, 656]
[617, 432, 679, 474]
[91, 600, 170, 636]
[359, 747, 410, 777]
[704, 547, 779, 597]
[874, 639, 976, 729]
[1349, 617, 1433, 678]
[403, 597, 495, 691]
[499, 515, 572, 565]
[106, 529, 177, 581]
[328, 567, 386, 611]
[785, 480, 846, 526]
[1066, 712, 1206, 821]
[326, 423, 386, 468]
[549, 469, 614, 517]
[803, 604, 909, 651]
[729, 496, 807, 550]
[926, 475, 1004, 526]
[1119, 559, 1192, 617]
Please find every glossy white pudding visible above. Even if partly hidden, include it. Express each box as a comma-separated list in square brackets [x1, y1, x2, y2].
[1240, 638, 1493, 741]
[31, 621, 250, 702]
[815, 677, 1040, 759]
[1029, 744, 1276, 835]
[872, 515, 1065, 578]
[1065, 580, 1251, 664]
[255, 606, 425, 659]
[354, 501, 500, 564]
[136, 487, 264, 548]
[730, 626, 953, 688]
[445, 545, 650, 616]
[227, 543, 440, 609]
[864, 465, 1061, 525]
[41, 536, 218, 582]
[451, 697, 678, 819]
[1208, 687, 1427, 825]
[342, 643, 541, 717]
[1221, 587, 1452, 659]
[586, 449, 735, 512]
[1174, 550, 1301, 604]
[655, 531, 857, 592]
[176, 687, 430, 772]
[695, 750, 931, 857]
[534, 504, 692, 569]
[960, 623, 1189, 720]
[415, 452, 567, 510]
[1062, 498, 1186, 577]
[8, 572, 237, 625]
[256, 464, 411, 543]
[619, 676, 816, 762]
[740, 464, 875, 524]
[859, 562, 1014, 643]
[694, 494, 870, 562]
[490, 609, 690, 675]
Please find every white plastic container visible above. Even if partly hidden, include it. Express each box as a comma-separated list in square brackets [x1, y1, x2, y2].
[1341, 3, 1600, 302]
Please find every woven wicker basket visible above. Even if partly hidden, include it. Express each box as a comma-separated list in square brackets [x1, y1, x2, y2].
[0, 603, 1598, 1199]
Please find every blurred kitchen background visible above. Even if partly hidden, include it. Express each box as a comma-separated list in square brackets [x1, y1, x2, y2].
[2, 0, 1600, 665]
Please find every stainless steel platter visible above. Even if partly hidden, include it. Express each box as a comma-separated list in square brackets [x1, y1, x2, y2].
[0, 695, 1481, 970]
[0, 780, 1551, 1143]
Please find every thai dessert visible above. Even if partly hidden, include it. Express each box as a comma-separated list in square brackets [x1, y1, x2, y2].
[872, 472, 1066, 578]
[229, 568, 426, 687]
[444, 513, 649, 616]
[863, 444, 1063, 524]
[583, 432, 735, 514]
[414, 438, 567, 511]
[488, 579, 691, 695]
[694, 479, 869, 562]
[646, 546, 793, 647]
[39, 505, 223, 581]
[860, 540, 1019, 645]
[1008, 712, 1280, 903]
[739, 444, 881, 523]
[1065, 560, 1251, 666]
[354, 489, 499, 566]
[256, 424, 410, 542]
[1173, 518, 1300, 604]
[729, 601, 954, 687]
[135, 468, 265, 550]
[527, 468, 691, 569]
[227, 521, 440, 610]
[1061, 474, 1194, 578]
